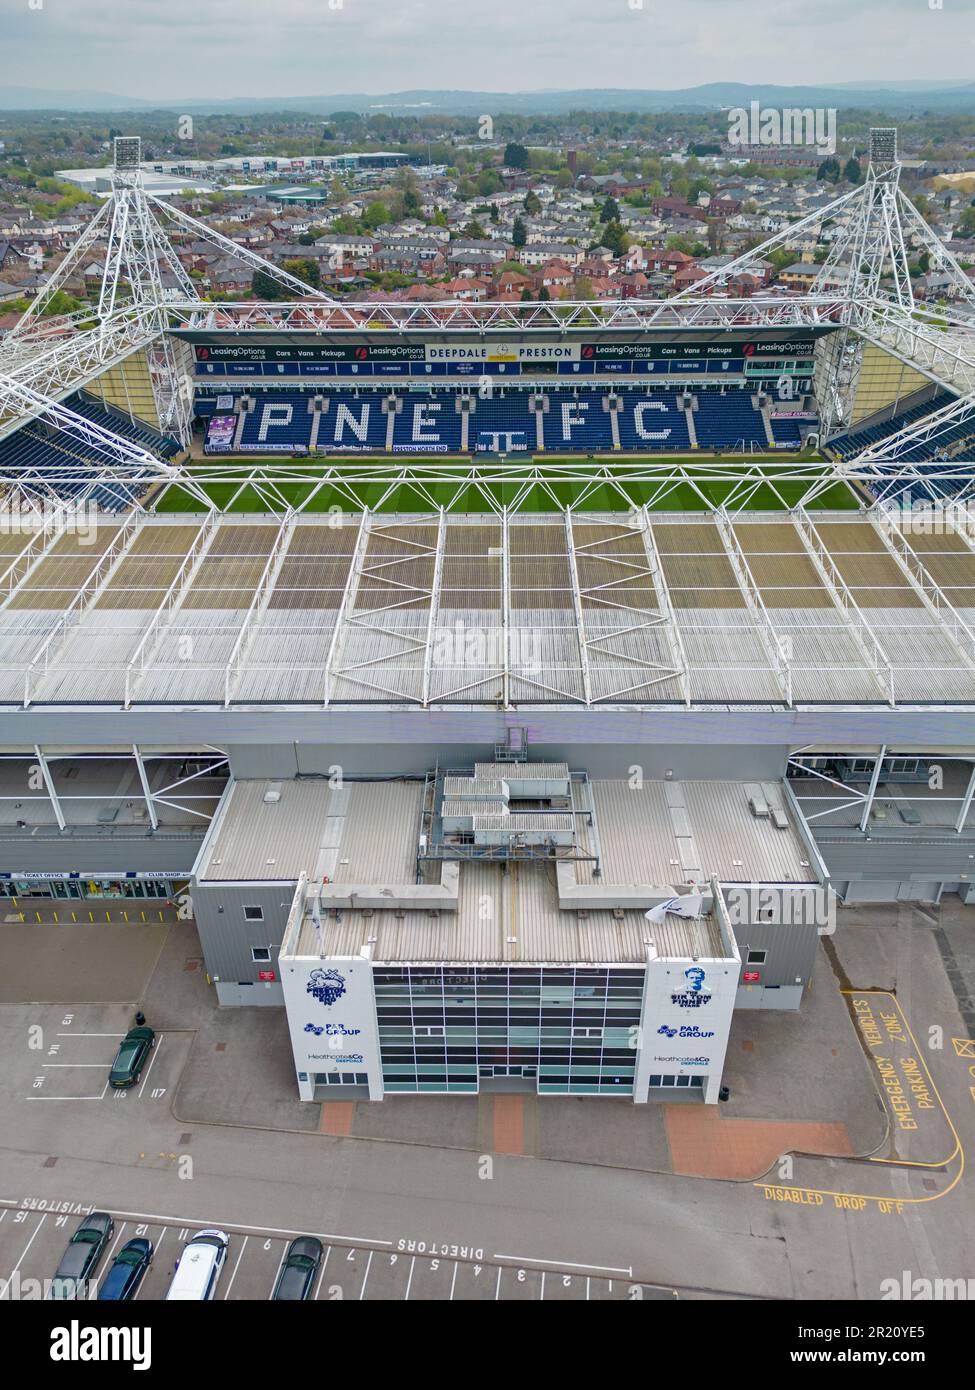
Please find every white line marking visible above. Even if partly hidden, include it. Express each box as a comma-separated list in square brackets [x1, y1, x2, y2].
[313, 1246, 330, 1301]
[404, 1255, 415, 1301]
[358, 1249, 373, 1300]
[222, 1236, 248, 1299]
[56, 1034, 125, 1038]
[0, 1213, 46, 1299]
[449, 1261, 458, 1300]
[1, 1202, 394, 1252]
[268, 1243, 288, 1301]
[26, 1096, 109, 1101]
[42, 1064, 109, 1068]
[539, 1271, 546, 1301]
[138, 1039, 162, 1098]
[493, 1253, 632, 1276]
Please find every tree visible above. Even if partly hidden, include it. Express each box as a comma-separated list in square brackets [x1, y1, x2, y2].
[463, 219, 487, 240]
[817, 157, 841, 184]
[600, 195, 620, 223]
[843, 157, 862, 185]
[524, 190, 542, 215]
[520, 287, 533, 301]
[251, 268, 289, 300]
[361, 200, 391, 230]
[600, 219, 630, 257]
[538, 286, 551, 301]
[282, 257, 320, 289]
[396, 167, 422, 217]
[512, 215, 527, 248]
[958, 206, 975, 238]
[504, 142, 530, 170]
[476, 169, 502, 197]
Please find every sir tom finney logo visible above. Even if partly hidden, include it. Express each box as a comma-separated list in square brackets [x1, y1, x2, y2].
[670, 966, 713, 1008]
[306, 968, 347, 1007]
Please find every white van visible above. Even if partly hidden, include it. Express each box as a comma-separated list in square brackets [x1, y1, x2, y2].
[165, 1230, 230, 1301]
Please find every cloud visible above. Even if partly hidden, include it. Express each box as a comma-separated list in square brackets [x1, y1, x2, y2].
[2, 0, 971, 102]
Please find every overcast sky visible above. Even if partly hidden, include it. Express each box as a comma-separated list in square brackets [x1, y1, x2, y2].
[4, 0, 974, 102]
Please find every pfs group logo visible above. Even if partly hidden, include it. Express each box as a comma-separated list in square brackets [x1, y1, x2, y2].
[306, 968, 347, 1007]
[671, 966, 713, 1008]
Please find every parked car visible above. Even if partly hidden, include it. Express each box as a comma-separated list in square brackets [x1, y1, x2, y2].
[108, 1026, 155, 1089]
[166, 1230, 230, 1301]
[97, 1237, 153, 1301]
[271, 1236, 324, 1301]
[50, 1212, 114, 1299]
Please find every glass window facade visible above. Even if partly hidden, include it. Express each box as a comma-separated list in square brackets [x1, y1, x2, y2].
[374, 965, 645, 1096]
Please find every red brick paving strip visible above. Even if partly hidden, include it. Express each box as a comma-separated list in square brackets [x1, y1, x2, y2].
[492, 1095, 525, 1154]
[665, 1106, 853, 1179]
[319, 1101, 355, 1136]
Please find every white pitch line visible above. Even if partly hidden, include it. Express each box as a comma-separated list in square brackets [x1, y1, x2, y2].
[493, 1253, 633, 1276]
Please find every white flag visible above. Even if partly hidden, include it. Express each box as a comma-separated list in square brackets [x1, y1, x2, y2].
[644, 891, 703, 926]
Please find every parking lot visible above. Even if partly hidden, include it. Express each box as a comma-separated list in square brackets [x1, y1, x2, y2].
[0, 1206, 675, 1301]
[8, 1006, 190, 1108]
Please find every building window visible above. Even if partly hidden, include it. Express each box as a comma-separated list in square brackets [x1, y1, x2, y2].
[747, 949, 767, 965]
[244, 906, 264, 922]
[251, 947, 271, 963]
[415, 1026, 444, 1037]
[572, 1026, 602, 1039]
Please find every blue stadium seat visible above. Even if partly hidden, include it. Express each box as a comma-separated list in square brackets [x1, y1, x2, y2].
[616, 390, 692, 451]
[193, 386, 822, 456]
[692, 388, 767, 451]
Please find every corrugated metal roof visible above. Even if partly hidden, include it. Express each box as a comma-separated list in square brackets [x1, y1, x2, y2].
[290, 859, 729, 965]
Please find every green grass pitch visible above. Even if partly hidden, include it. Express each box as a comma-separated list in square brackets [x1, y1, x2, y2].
[154, 454, 861, 514]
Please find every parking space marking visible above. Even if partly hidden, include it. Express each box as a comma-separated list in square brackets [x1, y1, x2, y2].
[493, 1251, 633, 1276]
[138, 1039, 162, 1098]
[0, 1199, 718, 1300]
[222, 1236, 248, 1300]
[0, 1213, 47, 1299]
[358, 1249, 373, 1300]
[268, 1245, 287, 1301]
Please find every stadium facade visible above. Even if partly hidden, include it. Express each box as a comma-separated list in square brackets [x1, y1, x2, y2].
[2, 133, 975, 1103]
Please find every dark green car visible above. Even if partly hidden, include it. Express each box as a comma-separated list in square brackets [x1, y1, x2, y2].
[50, 1212, 114, 1299]
[108, 1026, 155, 1088]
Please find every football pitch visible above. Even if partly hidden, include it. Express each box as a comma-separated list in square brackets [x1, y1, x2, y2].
[154, 453, 861, 513]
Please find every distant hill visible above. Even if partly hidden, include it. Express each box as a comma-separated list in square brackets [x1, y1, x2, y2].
[2, 81, 975, 116]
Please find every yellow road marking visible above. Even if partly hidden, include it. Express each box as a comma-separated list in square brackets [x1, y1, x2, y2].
[753, 989, 964, 1209]
[953, 1038, 975, 1058]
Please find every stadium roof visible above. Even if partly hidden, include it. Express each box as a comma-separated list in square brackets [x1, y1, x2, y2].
[2, 508, 975, 710]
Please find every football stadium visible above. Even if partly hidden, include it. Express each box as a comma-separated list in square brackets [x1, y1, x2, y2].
[3, 130, 975, 1103]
